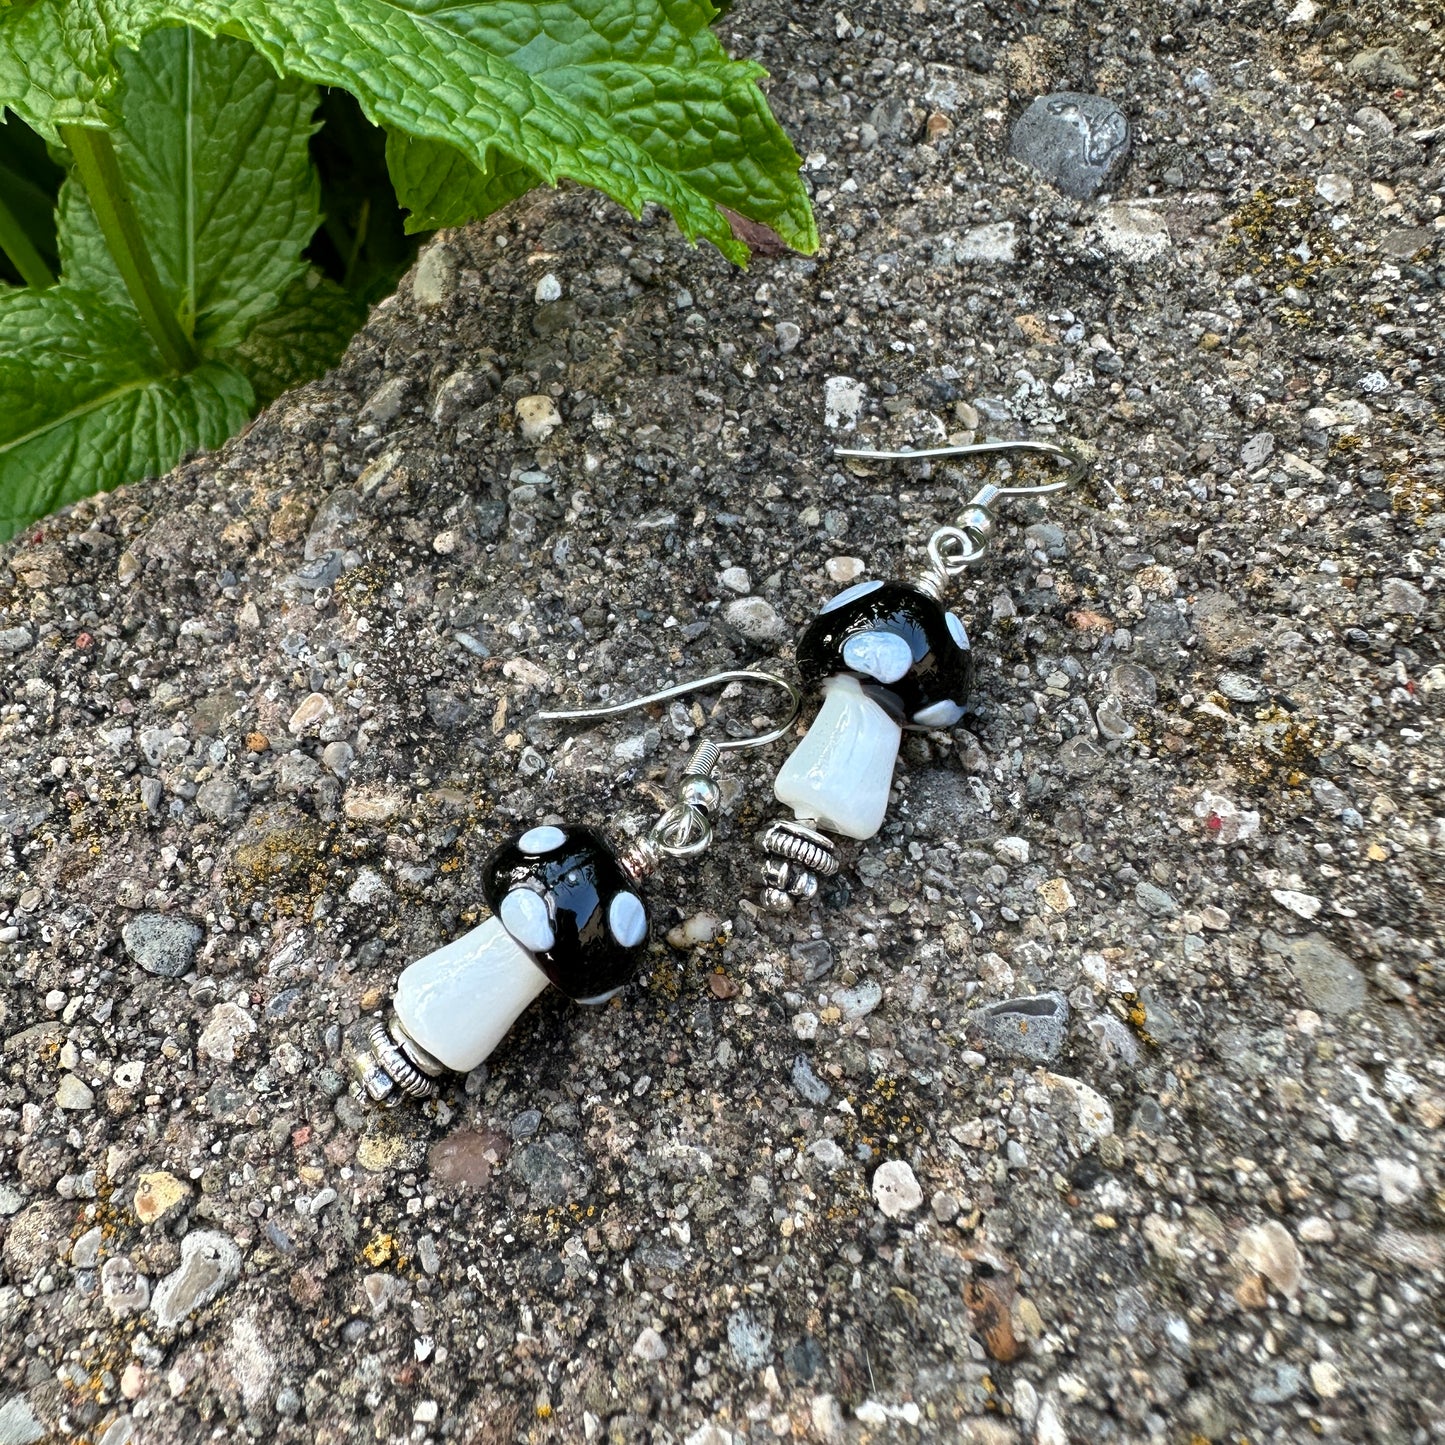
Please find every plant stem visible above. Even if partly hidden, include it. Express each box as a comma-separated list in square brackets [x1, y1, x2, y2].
[59, 123, 198, 374]
[0, 190, 55, 288]
[343, 196, 370, 291]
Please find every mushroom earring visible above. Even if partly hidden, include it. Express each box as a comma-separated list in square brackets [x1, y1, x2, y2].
[348, 671, 799, 1106]
[760, 441, 1088, 911]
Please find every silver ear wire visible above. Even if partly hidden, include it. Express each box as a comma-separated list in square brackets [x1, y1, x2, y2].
[538, 669, 800, 751]
[834, 439, 1088, 600]
[539, 670, 800, 882]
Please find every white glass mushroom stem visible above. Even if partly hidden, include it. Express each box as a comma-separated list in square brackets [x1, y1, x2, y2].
[393, 916, 549, 1072]
[773, 673, 902, 840]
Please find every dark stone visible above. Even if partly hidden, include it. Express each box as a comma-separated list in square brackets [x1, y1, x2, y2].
[532, 300, 579, 337]
[424, 690, 471, 728]
[204, 1078, 247, 1122]
[1130, 1098, 1167, 1135]
[633, 1238, 685, 1274]
[264, 987, 305, 1020]
[1137, 986, 1183, 1042]
[1135, 881, 1179, 917]
[263, 1221, 296, 1254]
[476, 500, 507, 539]
[122, 913, 202, 978]
[512, 1140, 587, 1206]
[790, 939, 835, 980]
[1009, 93, 1130, 199]
[509, 1108, 543, 1140]
[1261, 931, 1367, 1016]
[796, 580, 974, 726]
[783, 1336, 826, 1382]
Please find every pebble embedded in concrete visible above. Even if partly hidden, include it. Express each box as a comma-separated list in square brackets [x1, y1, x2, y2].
[872, 1161, 924, 1218]
[150, 1230, 243, 1328]
[723, 596, 787, 646]
[515, 395, 562, 443]
[1009, 92, 1130, 197]
[121, 913, 202, 978]
[979, 993, 1070, 1063]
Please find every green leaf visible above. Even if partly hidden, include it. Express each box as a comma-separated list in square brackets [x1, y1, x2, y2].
[58, 26, 320, 350]
[374, 0, 816, 250]
[385, 129, 536, 234]
[228, 266, 363, 406]
[32, 0, 816, 263]
[0, 282, 251, 541]
[0, 0, 126, 136]
[381, 0, 814, 248]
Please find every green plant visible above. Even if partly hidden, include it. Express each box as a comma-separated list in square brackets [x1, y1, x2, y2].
[0, 0, 815, 542]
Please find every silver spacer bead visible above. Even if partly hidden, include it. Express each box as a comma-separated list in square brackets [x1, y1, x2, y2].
[761, 821, 840, 877]
[348, 1016, 440, 1107]
[762, 858, 819, 900]
[759, 820, 839, 913]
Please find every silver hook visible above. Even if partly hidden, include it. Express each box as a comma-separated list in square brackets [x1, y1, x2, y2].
[541, 670, 800, 881]
[538, 669, 801, 754]
[833, 439, 1087, 498]
[832, 439, 1088, 594]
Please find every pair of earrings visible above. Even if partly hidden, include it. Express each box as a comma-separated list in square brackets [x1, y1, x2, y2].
[349, 440, 1086, 1108]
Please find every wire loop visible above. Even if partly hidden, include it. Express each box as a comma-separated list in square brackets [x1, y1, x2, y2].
[834, 438, 1088, 594]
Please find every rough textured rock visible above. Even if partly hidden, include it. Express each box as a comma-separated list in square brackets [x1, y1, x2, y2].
[1008, 92, 1131, 198]
[0, 1, 1441, 1441]
[120, 913, 203, 977]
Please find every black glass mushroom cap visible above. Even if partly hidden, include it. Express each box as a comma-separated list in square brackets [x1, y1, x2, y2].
[482, 825, 649, 1003]
[795, 580, 975, 727]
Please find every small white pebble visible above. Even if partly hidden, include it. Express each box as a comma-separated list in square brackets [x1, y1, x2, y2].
[792, 1012, 819, 1041]
[1377, 1158, 1422, 1206]
[871, 1160, 923, 1218]
[719, 566, 751, 594]
[665, 913, 722, 949]
[44, 989, 66, 1012]
[515, 394, 562, 444]
[1271, 887, 1322, 920]
[632, 1327, 667, 1361]
[432, 529, 459, 555]
[825, 556, 864, 583]
[992, 836, 1030, 866]
[534, 272, 562, 303]
[1310, 1360, 1344, 1399]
